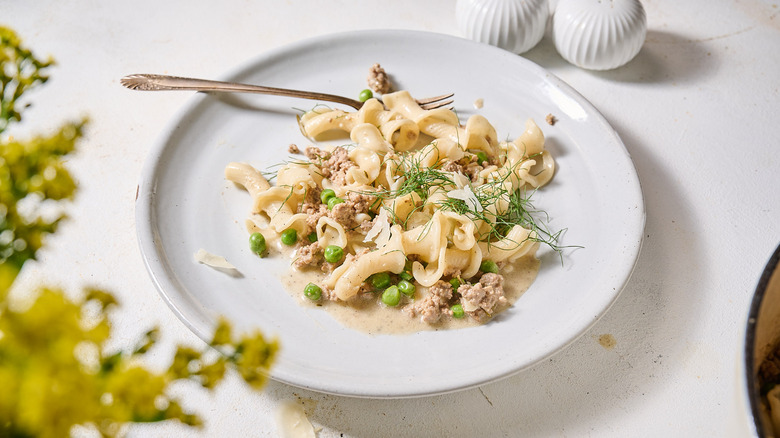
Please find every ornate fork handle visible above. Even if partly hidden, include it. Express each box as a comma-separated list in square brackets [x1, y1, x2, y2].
[121, 73, 364, 110]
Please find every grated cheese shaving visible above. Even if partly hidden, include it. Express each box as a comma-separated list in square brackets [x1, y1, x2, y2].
[275, 400, 316, 438]
[193, 248, 238, 271]
[446, 185, 483, 213]
[364, 207, 391, 246]
[461, 298, 480, 312]
[451, 171, 470, 189]
[446, 171, 483, 213]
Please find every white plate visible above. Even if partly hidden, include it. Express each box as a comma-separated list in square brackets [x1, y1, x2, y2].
[136, 30, 644, 398]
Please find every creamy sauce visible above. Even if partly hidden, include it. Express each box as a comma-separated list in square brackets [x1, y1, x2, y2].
[280, 256, 540, 335]
[598, 333, 617, 349]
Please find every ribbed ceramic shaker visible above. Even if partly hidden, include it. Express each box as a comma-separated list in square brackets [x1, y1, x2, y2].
[456, 0, 549, 54]
[552, 0, 647, 70]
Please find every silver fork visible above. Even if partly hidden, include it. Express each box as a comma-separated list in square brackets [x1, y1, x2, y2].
[120, 74, 454, 111]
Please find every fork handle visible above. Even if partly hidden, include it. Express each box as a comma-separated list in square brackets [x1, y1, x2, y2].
[121, 74, 363, 110]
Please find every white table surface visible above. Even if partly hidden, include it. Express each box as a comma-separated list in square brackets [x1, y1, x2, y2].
[5, 0, 780, 436]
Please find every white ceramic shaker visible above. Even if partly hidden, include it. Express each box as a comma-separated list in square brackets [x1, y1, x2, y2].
[552, 0, 647, 70]
[456, 0, 549, 55]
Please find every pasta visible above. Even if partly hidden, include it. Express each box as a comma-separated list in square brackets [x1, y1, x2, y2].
[226, 90, 557, 325]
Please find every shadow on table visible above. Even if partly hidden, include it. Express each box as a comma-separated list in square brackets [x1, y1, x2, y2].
[524, 29, 717, 85]
[259, 112, 707, 437]
[439, 118, 709, 437]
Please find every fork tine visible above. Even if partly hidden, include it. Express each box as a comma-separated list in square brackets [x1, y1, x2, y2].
[416, 93, 455, 105]
[420, 99, 454, 110]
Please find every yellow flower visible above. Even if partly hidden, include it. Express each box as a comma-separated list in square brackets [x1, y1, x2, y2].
[210, 317, 233, 346]
[233, 331, 280, 390]
[102, 365, 167, 423]
[200, 357, 227, 389]
[0, 27, 278, 436]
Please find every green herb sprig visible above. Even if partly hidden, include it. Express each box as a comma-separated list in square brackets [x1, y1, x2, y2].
[359, 143, 565, 255]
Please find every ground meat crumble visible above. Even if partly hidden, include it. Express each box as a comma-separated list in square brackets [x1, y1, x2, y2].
[304, 146, 328, 161]
[403, 273, 507, 324]
[405, 280, 453, 324]
[457, 273, 507, 320]
[293, 242, 322, 269]
[367, 63, 391, 94]
[442, 155, 488, 182]
[305, 146, 355, 187]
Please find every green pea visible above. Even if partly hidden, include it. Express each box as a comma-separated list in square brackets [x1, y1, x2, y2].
[480, 259, 498, 274]
[324, 245, 344, 263]
[327, 196, 344, 210]
[358, 88, 373, 102]
[451, 303, 465, 319]
[397, 279, 416, 297]
[399, 271, 414, 281]
[381, 285, 401, 306]
[320, 188, 336, 204]
[249, 232, 266, 256]
[476, 151, 489, 164]
[449, 278, 462, 291]
[307, 232, 318, 243]
[370, 272, 391, 289]
[304, 283, 322, 301]
[280, 228, 298, 246]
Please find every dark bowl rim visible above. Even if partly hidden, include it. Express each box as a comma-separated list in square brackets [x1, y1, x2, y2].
[745, 243, 780, 436]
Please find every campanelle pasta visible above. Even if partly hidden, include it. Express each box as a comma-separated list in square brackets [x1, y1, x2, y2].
[227, 90, 557, 325]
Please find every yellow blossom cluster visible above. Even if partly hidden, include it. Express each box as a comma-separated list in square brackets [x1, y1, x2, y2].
[0, 26, 278, 437]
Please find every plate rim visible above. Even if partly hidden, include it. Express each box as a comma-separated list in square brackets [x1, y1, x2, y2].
[135, 29, 646, 398]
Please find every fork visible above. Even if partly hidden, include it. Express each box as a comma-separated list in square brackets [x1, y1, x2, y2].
[120, 74, 454, 111]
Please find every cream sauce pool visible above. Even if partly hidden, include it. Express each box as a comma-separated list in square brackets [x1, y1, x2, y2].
[279, 256, 540, 335]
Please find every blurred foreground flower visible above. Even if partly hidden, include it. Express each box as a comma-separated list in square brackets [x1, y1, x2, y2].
[0, 27, 278, 437]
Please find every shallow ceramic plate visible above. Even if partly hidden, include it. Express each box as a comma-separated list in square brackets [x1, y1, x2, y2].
[136, 30, 645, 398]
